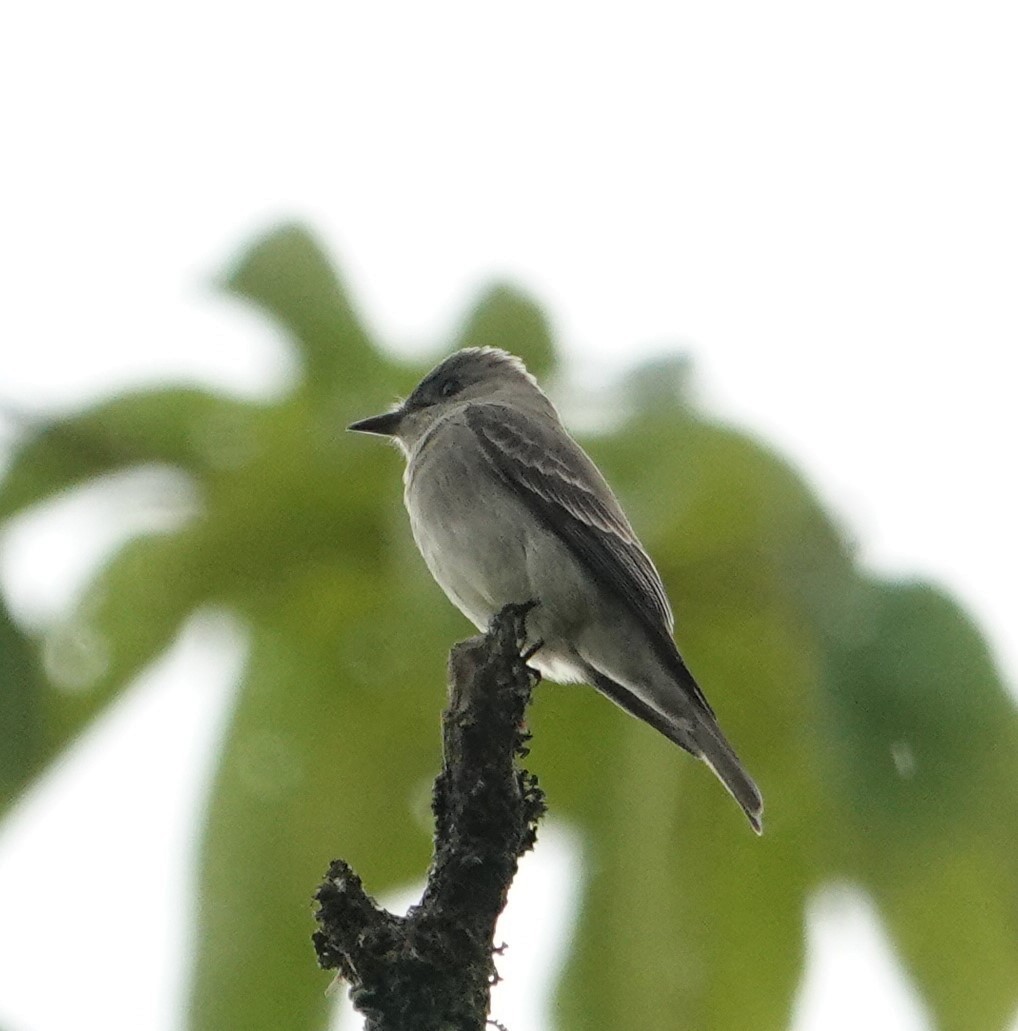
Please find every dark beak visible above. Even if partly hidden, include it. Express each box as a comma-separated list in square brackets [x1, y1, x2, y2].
[348, 409, 403, 436]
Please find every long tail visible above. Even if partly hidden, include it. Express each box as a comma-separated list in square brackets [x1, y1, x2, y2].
[583, 664, 764, 834]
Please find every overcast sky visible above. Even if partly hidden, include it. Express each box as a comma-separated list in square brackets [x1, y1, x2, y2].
[1, 2, 1016, 1028]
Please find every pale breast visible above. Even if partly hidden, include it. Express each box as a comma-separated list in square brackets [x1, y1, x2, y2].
[403, 415, 533, 629]
[401, 411, 594, 686]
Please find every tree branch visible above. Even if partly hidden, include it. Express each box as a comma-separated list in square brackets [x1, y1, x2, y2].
[312, 602, 547, 1030]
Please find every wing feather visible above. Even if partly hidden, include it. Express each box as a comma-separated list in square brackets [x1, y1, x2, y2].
[465, 403, 674, 635]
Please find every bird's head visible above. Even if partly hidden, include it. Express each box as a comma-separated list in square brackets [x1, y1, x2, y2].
[348, 347, 549, 452]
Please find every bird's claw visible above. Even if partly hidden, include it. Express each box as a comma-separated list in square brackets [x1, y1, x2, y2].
[521, 638, 544, 663]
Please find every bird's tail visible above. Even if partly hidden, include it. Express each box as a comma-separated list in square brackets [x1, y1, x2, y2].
[582, 662, 763, 833]
[691, 712, 764, 835]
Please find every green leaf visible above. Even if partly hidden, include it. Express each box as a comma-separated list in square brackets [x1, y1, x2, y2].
[0, 598, 45, 807]
[224, 224, 381, 401]
[0, 530, 204, 819]
[826, 581, 1018, 1030]
[42, 531, 203, 753]
[825, 582, 1012, 834]
[189, 574, 461, 1031]
[454, 283, 557, 376]
[0, 388, 252, 521]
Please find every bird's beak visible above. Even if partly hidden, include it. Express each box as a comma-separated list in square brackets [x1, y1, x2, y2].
[347, 409, 404, 437]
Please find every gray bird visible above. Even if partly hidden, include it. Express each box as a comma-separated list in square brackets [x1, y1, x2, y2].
[350, 347, 763, 832]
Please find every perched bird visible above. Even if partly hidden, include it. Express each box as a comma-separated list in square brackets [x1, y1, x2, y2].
[350, 348, 763, 832]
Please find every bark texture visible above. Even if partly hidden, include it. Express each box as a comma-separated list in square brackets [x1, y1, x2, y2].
[313, 602, 546, 1030]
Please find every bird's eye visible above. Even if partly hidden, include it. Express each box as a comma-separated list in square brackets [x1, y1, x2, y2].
[439, 377, 462, 398]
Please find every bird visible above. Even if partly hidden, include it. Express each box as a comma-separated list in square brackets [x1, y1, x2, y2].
[349, 347, 763, 833]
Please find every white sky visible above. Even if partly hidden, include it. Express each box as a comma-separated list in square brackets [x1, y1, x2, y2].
[1, 1, 1016, 1028]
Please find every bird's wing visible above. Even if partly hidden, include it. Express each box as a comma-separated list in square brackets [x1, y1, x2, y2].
[464, 402, 676, 639]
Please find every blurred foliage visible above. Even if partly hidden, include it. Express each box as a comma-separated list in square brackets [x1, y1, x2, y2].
[1, 223, 1016, 1031]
